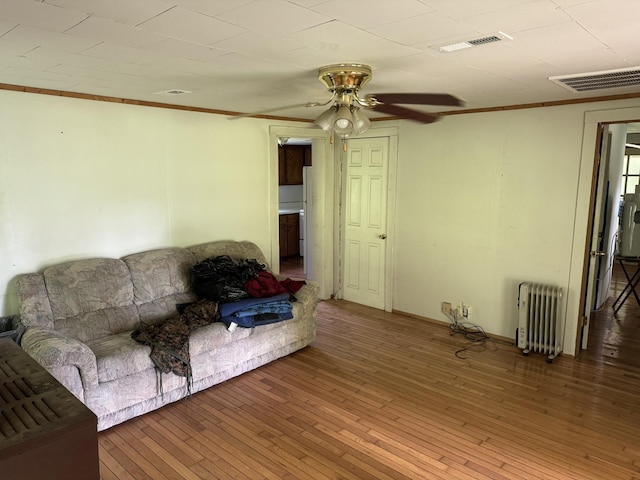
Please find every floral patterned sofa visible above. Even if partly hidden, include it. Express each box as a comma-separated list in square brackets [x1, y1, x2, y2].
[15, 240, 318, 431]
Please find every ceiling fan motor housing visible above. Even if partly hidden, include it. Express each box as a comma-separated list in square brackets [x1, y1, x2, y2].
[318, 63, 373, 95]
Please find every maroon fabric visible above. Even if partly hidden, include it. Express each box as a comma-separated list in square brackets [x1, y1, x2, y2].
[281, 278, 305, 293]
[245, 271, 288, 298]
[244, 271, 307, 297]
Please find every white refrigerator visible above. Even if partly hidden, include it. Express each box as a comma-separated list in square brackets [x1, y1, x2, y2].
[302, 166, 313, 277]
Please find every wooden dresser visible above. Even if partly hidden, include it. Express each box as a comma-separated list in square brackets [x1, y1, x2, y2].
[0, 338, 99, 480]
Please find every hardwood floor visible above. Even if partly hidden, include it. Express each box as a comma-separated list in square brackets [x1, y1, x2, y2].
[582, 258, 640, 370]
[99, 297, 640, 480]
[279, 255, 305, 280]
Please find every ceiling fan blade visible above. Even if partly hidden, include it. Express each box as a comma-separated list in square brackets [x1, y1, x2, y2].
[228, 101, 324, 120]
[368, 93, 464, 107]
[372, 103, 440, 124]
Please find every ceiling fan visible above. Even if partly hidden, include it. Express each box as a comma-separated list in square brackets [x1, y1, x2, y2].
[234, 63, 465, 138]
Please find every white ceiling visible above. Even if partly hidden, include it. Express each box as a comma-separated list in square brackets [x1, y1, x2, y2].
[1, 0, 640, 121]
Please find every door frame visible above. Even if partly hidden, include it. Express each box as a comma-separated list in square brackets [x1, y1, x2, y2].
[337, 127, 398, 312]
[269, 125, 335, 300]
[571, 107, 640, 355]
[578, 123, 607, 351]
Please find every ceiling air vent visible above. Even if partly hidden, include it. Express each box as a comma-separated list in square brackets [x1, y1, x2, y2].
[432, 32, 512, 53]
[153, 89, 192, 96]
[468, 35, 502, 46]
[549, 67, 640, 93]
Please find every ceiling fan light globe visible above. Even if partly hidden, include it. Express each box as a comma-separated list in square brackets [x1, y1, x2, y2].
[351, 108, 371, 135]
[335, 118, 351, 130]
[333, 105, 354, 136]
[314, 107, 337, 132]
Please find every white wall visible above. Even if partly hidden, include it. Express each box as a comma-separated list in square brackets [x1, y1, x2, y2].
[392, 99, 640, 355]
[3, 87, 640, 357]
[0, 89, 276, 315]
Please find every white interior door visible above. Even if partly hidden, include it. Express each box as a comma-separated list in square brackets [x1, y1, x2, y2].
[581, 126, 611, 349]
[342, 136, 389, 310]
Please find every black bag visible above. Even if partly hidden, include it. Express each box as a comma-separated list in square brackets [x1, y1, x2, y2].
[190, 255, 264, 301]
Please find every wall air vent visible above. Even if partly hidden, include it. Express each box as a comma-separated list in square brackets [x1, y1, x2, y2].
[549, 67, 640, 93]
[432, 32, 512, 53]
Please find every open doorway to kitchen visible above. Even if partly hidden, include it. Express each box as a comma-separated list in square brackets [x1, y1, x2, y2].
[277, 137, 312, 280]
[270, 125, 335, 302]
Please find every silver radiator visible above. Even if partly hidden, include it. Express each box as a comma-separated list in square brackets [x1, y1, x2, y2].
[517, 282, 564, 363]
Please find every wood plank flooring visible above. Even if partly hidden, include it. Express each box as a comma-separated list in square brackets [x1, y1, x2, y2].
[583, 258, 640, 370]
[280, 255, 305, 280]
[98, 297, 640, 480]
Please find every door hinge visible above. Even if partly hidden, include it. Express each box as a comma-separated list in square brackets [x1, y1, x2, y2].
[582, 315, 588, 327]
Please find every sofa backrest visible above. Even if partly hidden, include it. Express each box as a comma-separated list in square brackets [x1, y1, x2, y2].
[188, 240, 269, 268]
[122, 247, 197, 325]
[43, 258, 138, 342]
[15, 240, 270, 341]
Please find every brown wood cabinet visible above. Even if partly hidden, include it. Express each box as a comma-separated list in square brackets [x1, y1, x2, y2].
[278, 145, 311, 185]
[0, 339, 100, 480]
[279, 213, 300, 257]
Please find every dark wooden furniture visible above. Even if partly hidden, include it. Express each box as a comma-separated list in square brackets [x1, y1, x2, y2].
[278, 144, 311, 185]
[0, 338, 99, 480]
[279, 213, 300, 257]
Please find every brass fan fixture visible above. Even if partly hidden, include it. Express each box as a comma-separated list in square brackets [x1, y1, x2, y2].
[231, 63, 464, 139]
[311, 63, 465, 138]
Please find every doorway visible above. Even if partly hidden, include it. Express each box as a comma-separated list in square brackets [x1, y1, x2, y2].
[269, 125, 335, 301]
[341, 136, 391, 310]
[579, 120, 640, 364]
[277, 137, 312, 280]
[337, 128, 398, 312]
[269, 125, 397, 309]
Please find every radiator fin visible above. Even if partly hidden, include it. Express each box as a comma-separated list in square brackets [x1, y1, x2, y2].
[518, 282, 564, 361]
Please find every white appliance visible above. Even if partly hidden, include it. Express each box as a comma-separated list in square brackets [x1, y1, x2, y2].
[302, 166, 313, 277]
[298, 208, 305, 256]
[620, 190, 640, 257]
[517, 282, 564, 363]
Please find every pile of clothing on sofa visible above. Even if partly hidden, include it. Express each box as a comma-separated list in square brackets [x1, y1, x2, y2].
[190, 255, 305, 329]
[132, 256, 305, 382]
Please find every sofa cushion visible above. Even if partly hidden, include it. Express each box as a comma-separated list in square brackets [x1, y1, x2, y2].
[55, 304, 140, 343]
[189, 322, 252, 357]
[122, 247, 196, 305]
[44, 258, 134, 319]
[87, 331, 154, 383]
[137, 292, 198, 325]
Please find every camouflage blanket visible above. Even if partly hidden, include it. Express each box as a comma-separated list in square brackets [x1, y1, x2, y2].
[131, 300, 219, 380]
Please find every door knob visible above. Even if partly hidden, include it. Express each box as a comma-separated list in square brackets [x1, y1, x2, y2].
[379, 234, 387, 240]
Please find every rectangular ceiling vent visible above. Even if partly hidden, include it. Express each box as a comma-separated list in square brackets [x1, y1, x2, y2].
[468, 35, 502, 46]
[549, 67, 640, 93]
[432, 31, 512, 53]
[153, 89, 192, 96]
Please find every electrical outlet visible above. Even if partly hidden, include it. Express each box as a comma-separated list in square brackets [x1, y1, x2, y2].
[461, 303, 473, 322]
[442, 302, 452, 315]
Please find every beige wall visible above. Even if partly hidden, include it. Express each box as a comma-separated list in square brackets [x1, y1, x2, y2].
[0, 89, 277, 314]
[3, 86, 640, 356]
[392, 99, 640, 355]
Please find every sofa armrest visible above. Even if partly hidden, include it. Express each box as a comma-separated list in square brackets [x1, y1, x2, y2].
[21, 327, 99, 390]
